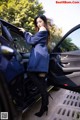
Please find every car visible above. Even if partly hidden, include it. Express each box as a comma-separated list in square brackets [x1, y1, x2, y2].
[0, 18, 80, 120]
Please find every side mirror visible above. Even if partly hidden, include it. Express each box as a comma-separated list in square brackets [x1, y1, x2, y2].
[0, 45, 14, 60]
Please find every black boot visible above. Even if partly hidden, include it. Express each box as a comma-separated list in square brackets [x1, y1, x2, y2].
[34, 77, 49, 117]
[35, 93, 48, 117]
[28, 73, 49, 117]
[35, 105, 48, 117]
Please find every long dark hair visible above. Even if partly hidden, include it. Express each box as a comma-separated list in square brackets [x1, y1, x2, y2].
[34, 14, 50, 44]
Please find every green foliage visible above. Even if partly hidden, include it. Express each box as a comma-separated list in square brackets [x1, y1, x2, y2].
[61, 38, 79, 52]
[48, 22, 62, 52]
[0, 0, 44, 33]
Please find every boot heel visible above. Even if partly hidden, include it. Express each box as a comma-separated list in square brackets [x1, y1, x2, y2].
[35, 106, 48, 117]
[46, 108, 48, 115]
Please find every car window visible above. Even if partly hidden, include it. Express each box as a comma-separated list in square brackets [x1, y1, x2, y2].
[60, 28, 80, 52]
[9, 29, 31, 53]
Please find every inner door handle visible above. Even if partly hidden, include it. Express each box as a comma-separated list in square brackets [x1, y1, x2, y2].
[61, 55, 68, 60]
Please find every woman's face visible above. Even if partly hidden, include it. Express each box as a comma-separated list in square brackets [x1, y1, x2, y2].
[36, 17, 45, 29]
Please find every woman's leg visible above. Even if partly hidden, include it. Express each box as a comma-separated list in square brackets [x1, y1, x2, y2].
[38, 75, 49, 106]
[28, 72, 49, 117]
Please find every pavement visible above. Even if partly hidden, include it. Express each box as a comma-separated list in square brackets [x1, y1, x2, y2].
[22, 88, 80, 120]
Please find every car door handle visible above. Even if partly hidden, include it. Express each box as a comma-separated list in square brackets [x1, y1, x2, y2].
[61, 55, 68, 60]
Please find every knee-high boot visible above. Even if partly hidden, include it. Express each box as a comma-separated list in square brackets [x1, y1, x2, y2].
[28, 72, 49, 117]
[35, 76, 49, 117]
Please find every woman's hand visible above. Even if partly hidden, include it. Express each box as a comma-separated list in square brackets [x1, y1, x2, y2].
[19, 28, 32, 35]
[19, 27, 25, 33]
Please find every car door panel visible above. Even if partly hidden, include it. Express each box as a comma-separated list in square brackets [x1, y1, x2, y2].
[49, 25, 80, 92]
[50, 55, 80, 92]
[59, 52, 80, 73]
[60, 52, 80, 68]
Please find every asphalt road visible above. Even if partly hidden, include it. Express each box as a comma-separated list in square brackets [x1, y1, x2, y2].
[22, 88, 80, 120]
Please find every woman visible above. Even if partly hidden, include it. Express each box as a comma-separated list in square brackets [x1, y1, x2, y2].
[20, 14, 50, 117]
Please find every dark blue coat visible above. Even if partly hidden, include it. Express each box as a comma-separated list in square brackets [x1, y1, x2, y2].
[24, 31, 49, 73]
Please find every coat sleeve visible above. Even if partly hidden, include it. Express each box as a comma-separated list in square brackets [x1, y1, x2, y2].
[24, 31, 48, 45]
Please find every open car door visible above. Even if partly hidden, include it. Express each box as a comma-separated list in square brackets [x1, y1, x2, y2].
[0, 19, 31, 53]
[49, 24, 80, 92]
